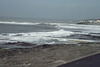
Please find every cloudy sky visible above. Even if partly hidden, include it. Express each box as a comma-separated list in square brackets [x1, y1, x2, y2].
[0, 0, 100, 20]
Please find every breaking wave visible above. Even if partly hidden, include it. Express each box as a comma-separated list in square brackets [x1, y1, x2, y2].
[0, 29, 74, 45]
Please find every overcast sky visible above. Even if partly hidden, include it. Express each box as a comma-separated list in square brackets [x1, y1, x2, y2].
[0, 0, 100, 20]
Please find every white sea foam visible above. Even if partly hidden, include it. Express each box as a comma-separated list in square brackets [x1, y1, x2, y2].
[59, 24, 100, 34]
[0, 21, 40, 25]
[0, 29, 74, 45]
[59, 24, 100, 29]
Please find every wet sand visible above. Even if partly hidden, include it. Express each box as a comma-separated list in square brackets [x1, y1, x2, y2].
[0, 43, 100, 67]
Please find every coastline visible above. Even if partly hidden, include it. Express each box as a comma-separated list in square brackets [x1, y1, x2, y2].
[0, 43, 100, 67]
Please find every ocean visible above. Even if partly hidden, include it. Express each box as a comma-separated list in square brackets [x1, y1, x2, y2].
[0, 20, 100, 49]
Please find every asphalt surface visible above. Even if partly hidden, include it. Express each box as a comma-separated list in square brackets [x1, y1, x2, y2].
[58, 53, 100, 67]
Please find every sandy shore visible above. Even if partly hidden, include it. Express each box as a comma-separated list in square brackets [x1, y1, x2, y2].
[0, 43, 100, 67]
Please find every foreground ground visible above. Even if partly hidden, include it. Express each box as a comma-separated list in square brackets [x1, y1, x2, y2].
[0, 43, 100, 67]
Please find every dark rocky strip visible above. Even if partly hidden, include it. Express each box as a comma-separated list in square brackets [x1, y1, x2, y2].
[3, 42, 36, 46]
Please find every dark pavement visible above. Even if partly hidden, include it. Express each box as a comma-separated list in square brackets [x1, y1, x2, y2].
[58, 53, 100, 67]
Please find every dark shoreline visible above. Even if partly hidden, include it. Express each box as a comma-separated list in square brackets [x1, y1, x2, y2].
[0, 42, 100, 57]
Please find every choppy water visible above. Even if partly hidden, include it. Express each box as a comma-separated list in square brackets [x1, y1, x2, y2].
[0, 21, 100, 49]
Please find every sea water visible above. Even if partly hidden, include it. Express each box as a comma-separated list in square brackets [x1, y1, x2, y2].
[0, 20, 100, 49]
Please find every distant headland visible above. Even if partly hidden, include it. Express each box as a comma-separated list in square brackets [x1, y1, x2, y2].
[77, 19, 100, 24]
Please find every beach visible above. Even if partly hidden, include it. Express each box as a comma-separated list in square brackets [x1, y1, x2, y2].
[0, 0, 100, 67]
[0, 43, 100, 67]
